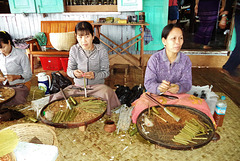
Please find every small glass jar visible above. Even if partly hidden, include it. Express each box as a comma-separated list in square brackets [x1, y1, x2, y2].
[92, 0, 98, 5]
[139, 12, 145, 23]
[101, 0, 105, 5]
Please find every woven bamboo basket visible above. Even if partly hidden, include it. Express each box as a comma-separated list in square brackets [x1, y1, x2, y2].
[4, 123, 58, 147]
[49, 32, 77, 51]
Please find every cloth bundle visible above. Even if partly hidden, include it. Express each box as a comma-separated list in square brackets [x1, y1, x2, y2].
[34, 32, 47, 46]
[13, 36, 33, 49]
[139, 27, 154, 45]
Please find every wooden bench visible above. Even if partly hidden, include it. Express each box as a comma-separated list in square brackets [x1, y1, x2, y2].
[26, 20, 93, 73]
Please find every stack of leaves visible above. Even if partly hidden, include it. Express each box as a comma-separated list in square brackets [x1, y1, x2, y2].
[0, 129, 19, 157]
[51, 108, 78, 123]
[172, 118, 213, 145]
[77, 100, 107, 114]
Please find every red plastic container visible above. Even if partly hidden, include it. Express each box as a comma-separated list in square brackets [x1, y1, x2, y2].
[40, 57, 63, 71]
[60, 58, 69, 72]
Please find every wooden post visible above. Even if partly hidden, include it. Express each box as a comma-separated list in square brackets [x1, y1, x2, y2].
[140, 24, 145, 67]
[94, 25, 101, 39]
[30, 53, 34, 73]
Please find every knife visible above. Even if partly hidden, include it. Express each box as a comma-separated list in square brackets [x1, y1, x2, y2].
[160, 94, 178, 100]
[60, 88, 72, 109]
[145, 93, 181, 122]
[70, 86, 93, 90]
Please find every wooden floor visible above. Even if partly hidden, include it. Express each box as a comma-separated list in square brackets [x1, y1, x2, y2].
[105, 67, 240, 107]
[34, 66, 240, 107]
[191, 68, 240, 107]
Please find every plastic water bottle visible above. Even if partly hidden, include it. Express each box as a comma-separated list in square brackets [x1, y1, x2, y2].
[213, 96, 227, 127]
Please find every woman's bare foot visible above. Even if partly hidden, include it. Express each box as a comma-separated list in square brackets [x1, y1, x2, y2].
[220, 69, 240, 83]
[203, 45, 212, 49]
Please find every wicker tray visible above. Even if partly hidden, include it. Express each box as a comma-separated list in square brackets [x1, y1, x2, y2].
[0, 87, 15, 104]
[136, 104, 215, 150]
[40, 95, 107, 128]
[3, 123, 58, 147]
[0, 152, 16, 161]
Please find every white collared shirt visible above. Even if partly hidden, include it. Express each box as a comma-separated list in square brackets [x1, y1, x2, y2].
[0, 46, 32, 85]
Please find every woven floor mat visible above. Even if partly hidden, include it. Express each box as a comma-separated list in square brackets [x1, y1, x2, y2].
[55, 92, 240, 161]
[0, 92, 239, 161]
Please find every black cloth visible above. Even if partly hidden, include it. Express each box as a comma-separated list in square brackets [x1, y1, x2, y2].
[1, 84, 29, 106]
[223, 0, 240, 74]
[225, 0, 240, 17]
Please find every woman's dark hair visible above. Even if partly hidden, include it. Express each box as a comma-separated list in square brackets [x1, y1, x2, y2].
[0, 31, 15, 48]
[75, 21, 100, 44]
[161, 24, 183, 39]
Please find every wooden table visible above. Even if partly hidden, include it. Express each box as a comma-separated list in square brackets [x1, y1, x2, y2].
[26, 39, 69, 73]
[28, 49, 69, 73]
[92, 23, 149, 69]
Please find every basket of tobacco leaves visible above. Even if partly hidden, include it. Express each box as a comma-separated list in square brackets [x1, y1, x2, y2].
[0, 87, 15, 104]
[136, 104, 215, 150]
[40, 95, 107, 128]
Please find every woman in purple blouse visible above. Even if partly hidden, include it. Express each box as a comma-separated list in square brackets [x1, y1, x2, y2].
[144, 24, 192, 95]
[131, 24, 215, 124]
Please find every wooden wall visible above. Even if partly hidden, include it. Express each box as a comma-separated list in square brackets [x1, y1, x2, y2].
[0, 12, 142, 54]
[109, 54, 229, 68]
[0, 12, 230, 68]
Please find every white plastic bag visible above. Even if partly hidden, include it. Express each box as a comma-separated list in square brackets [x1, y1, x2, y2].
[31, 96, 50, 118]
[187, 85, 218, 115]
[116, 104, 134, 134]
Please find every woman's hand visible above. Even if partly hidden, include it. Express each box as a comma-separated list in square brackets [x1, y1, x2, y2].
[4, 75, 21, 82]
[167, 84, 179, 94]
[219, 11, 228, 29]
[73, 70, 84, 78]
[219, 7, 225, 15]
[219, 16, 227, 29]
[83, 71, 95, 80]
[0, 75, 6, 82]
[158, 80, 170, 93]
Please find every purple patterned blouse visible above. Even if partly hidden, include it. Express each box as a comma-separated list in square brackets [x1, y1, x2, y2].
[144, 48, 192, 94]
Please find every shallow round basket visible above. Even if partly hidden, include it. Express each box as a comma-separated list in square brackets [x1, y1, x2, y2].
[0, 152, 16, 161]
[49, 32, 77, 51]
[0, 87, 15, 104]
[136, 104, 215, 150]
[40, 95, 107, 128]
[4, 123, 58, 147]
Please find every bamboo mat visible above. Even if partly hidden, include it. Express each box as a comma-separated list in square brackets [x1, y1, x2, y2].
[54, 92, 240, 161]
[0, 92, 240, 161]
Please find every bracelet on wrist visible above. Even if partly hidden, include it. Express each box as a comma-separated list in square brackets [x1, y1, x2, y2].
[222, 14, 227, 18]
[222, 14, 228, 21]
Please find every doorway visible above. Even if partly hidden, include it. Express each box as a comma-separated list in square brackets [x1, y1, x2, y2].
[0, 0, 10, 13]
[178, 0, 230, 50]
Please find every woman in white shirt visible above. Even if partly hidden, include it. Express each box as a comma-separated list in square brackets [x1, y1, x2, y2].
[0, 31, 32, 106]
